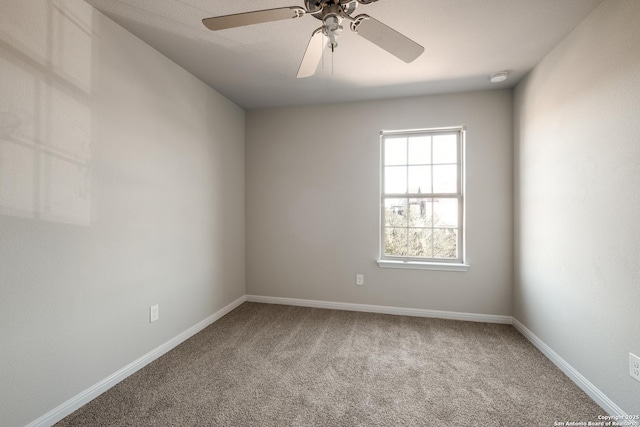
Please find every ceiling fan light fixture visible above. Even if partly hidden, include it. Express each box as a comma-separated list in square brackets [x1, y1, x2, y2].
[489, 71, 509, 83]
[323, 14, 343, 50]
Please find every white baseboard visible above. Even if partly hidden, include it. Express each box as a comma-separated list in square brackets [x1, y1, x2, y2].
[245, 294, 513, 324]
[512, 318, 638, 426]
[27, 295, 247, 427]
[26, 295, 633, 427]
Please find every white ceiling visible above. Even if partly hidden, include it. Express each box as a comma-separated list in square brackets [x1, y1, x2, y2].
[84, 0, 602, 110]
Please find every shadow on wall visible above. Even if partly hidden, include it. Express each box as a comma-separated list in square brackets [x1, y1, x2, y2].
[0, 0, 92, 226]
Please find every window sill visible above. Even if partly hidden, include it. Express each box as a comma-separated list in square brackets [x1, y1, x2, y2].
[377, 260, 470, 272]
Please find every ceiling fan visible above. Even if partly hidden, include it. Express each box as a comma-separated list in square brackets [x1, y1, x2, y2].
[202, 0, 425, 78]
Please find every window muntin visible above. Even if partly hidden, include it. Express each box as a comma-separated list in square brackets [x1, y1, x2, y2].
[380, 127, 464, 264]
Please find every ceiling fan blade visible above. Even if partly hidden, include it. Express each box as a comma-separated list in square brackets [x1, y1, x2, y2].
[353, 15, 424, 63]
[297, 28, 327, 78]
[203, 7, 306, 31]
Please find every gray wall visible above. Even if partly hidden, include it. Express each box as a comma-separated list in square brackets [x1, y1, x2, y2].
[514, 0, 640, 416]
[0, 1, 245, 425]
[246, 91, 513, 315]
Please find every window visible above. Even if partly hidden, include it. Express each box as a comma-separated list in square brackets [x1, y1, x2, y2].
[379, 127, 467, 270]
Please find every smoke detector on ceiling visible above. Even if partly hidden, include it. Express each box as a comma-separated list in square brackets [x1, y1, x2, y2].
[489, 71, 509, 83]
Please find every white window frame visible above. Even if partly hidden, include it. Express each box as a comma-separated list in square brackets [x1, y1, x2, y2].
[377, 126, 469, 272]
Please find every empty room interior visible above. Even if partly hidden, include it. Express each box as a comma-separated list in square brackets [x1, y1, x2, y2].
[1, 0, 639, 425]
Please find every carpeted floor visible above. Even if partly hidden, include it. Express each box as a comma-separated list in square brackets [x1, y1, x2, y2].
[56, 302, 603, 426]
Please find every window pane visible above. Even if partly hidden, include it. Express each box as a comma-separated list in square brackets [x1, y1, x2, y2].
[432, 134, 457, 164]
[384, 198, 408, 227]
[432, 165, 457, 193]
[408, 198, 432, 228]
[433, 198, 458, 227]
[408, 136, 431, 165]
[385, 227, 407, 256]
[408, 228, 433, 257]
[433, 229, 458, 259]
[384, 166, 407, 194]
[381, 128, 463, 263]
[407, 166, 431, 194]
[384, 137, 407, 166]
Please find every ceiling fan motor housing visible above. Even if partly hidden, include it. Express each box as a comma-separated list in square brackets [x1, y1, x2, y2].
[304, 0, 358, 20]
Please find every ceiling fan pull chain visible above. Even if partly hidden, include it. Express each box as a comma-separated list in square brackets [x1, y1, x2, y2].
[321, 34, 325, 71]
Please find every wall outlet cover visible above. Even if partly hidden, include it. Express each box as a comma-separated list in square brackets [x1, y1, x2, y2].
[150, 304, 159, 323]
[630, 352, 640, 382]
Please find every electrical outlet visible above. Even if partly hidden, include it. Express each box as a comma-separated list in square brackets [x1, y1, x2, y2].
[631, 353, 640, 382]
[150, 304, 159, 323]
[356, 274, 364, 286]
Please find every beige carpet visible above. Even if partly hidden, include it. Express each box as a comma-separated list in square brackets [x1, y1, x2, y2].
[56, 302, 603, 426]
